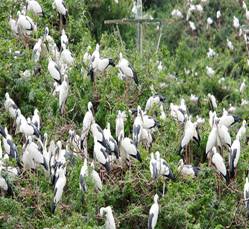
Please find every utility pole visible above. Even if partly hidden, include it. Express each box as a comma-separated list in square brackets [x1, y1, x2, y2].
[104, 1, 166, 56]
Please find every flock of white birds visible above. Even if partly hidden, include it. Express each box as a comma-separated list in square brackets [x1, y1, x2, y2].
[1, 0, 249, 228]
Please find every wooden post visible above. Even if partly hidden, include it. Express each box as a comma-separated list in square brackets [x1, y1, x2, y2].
[136, 0, 143, 55]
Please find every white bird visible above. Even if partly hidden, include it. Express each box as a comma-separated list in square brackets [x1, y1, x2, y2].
[103, 123, 119, 159]
[207, 48, 217, 58]
[244, 177, 249, 214]
[26, 0, 43, 16]
[60, 47, 74, 67]
[243, 1, 249, 20]
[233, 16, 240, 29]
[217, 120, 231, 148]
[241, 99, 249, 106]
[60, 29, 68, 50]
[159, 104, 166, 121]
[117, 53, 138, 84]
[206, 117, 218, 154]
[132, 107, 143, 146]
[229, 137, 240, 178]
[51, 165, 66, 213]
[150, 153, 158, 179]
[196, 4, 203, 13]
[189, 21, 196, 31]
[219, 110, 240, 128]
[148, 194, 159, 229]
[0, 127, 19, 161]
[211, 147, 229, 184]
[16, 11, 37, 36]
[228, 104, 236, 113]
[79, 158, 88, 193]
[179, 117, 199, 155]
[171, 9, 183, 18]
[83, 46, 91, 64]
[118, 132, 142, 164]
[93, 140, 111, 172]
[4, 93, 18, 119]
[32, 38, 42, 63]
[145, 94, 165, 112]
[90, 162, 102, 191]
[240, 79, 246, 93]
[207, 17, 213, 27]
[115, 110, 126, 140]
[236, 120, 247, 140]
[206, 66, 215, 77]
[19, 117, 41, 139]
[216, 10, 221, 19]
[81, 102, 94, 142]
[91, 43, 100, 62]
[23, 136, 47, 169]
[32, 108, 40, 130]
[48, 57, 62, 84]
[170, 103, 186, 123]
[190, 94, 199, 104]
[207, 93, 217, 110]
[53, 0, 67, 16]
[9, 16, 18, 36]
[157, 61, 163, 71]
[59, 75, 69, 114]
[100, 206, 116, 229]
[131, 1, 137, 16]
[178, 159, 200, 177]
[227, 39, 234, 50]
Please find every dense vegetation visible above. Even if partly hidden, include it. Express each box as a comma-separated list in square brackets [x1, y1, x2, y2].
[0, 0, 249, 228]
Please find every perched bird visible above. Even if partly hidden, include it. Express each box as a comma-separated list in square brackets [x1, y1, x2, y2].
[118, 132, 142, 164]
[229, 136, 240, 178]
[26, 0, 43, 16]
[103, 123, 119, 159]
[219, 110, 240, 128]
[189, 21, 196, 31]
[4, 93, 18, 119]
[244, 177, 249, 216]
[90, 162, 102, 191]
[171, 9, 183, 18]
[51, 165, 66, 213]
[148, 194, 159, 229]
[93, 140, 111, 172]
[48, 57, 62, 84]
[227, 39, 234, 51]
[83, 46, 91, 65]
[9, 16, 18, 36]
[206, 66, 215, 77]
[79, 158, 88, 193]
[60, 47, 74, 67]
[19, 117, 41, 139]
[216, 10, 221, 19]
[32, 38, 42, 63]
[236, 120, 247, 140]
[132, 106, 143, 146]
[240, 79, 246, 93]
[115, 110, 126, 140]
[23, 136, 47, 170]
[32, 108, 40, 130]
[233, 16, 240, 29]
[145, 94, 165, 112]
[60, 29, 68, 49]
[59, 75, 69, 114]
[100, 206, 116, 229]
[52, 0, 68, 25]
[207, 48, 217, 58]
[150, 153, 158, 179]
[117, 53, 138, 85]
[159, 104, 166, 121]
[208, 93, 217, 111]
[178, 159, 200, 177]
[210, 147, 229, 184]
[16, 11, 37, 36]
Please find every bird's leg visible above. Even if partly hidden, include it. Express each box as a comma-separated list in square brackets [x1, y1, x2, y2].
[124, 80, 128, 101]
[188, 143, 191, 164]
[184, 145, 188, 164]
[59, 14, 63, 32]
[162, 181, 166, 196]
